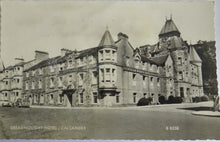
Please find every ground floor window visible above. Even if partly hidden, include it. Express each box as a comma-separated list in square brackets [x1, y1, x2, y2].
[180, 87, 184, 97]
[51, 94, 53, 100]
[59, 94, 64, 103]
[133, 93, 137, 103]
[93, 92, 98, 103]
[80, 93, 84, 104]
[143, 93, 147, 98]
[116, 94, 119, 103]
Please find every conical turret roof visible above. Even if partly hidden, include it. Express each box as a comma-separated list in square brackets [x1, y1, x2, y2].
[159, 19, 181, 38]
[189, 46, 202, 63]
[98, 29, 115, 47]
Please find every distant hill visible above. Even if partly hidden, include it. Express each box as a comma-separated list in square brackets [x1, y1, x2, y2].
[193, 41, 218, 96]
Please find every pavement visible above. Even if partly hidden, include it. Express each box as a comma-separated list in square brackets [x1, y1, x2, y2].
[192, 110, 220, 117]
[30, 101, 220, 117]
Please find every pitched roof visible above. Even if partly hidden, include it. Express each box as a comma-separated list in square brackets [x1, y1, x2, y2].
[150, 55, 169, 66]
[98, 30, 116, 47]
[24, 56, 63, 72]
[189, 46, 202, 62]
[159, 19, 180, 37]
[75, 47, 99, 59]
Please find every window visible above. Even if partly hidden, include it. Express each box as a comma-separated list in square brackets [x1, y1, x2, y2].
[39, 80, 42, 89]
[16, 92, 19, 97]
[17, 79, 20, 83]
[132, 74, 136, 80]
[177, 57, 182, 65]
[150, 77, 153, 82]
[100, 69, 104, 82]
[179, 71, 183, 80]
[51, 94, 53, 100]
[93, 92, 98, 103]
[5, 81, 8, 85]
[92, 71, 97, 84]
[112, 50, 116, 61]
[59, 94, 64, 103]
[50, 78, 54, 87]
[157, 78, 160, 83]
[80, 74, 83, 80]
[132, 74, 136, 86]
[133, 93, 137, 103]
[17, 67, 20, 71]
[106, 68, 111, 82]
[99, 50, 104, 61]
[105, 50, 111, 60]
[116, 94, 120, 103]
[180, 87, 184, 98]
[5, 93, 7, 97]
[80, 93, 84, 104]
[59, 77, 63, 87]
[143, 76, 146, 81]
[32, 81, 35, 89]
[144, 93, 147, 98]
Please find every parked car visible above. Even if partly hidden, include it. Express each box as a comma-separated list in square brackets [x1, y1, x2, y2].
[15, 98, 30, 108]
[2, 100, 12, 107]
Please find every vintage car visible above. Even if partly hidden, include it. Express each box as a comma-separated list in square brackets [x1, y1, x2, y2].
[2, 100, 13, 107]
[15, 98, 30, 108]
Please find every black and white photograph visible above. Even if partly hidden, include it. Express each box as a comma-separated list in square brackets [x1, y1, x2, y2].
[0, 0, 219, 140]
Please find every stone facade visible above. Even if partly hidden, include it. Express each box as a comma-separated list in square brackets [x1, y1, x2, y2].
[0, 18, 204, 107]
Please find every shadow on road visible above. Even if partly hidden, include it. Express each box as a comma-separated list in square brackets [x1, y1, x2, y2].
[178, 106, 213, 111]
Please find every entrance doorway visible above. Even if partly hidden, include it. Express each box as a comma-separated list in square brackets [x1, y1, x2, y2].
[180, 87, 184, 98]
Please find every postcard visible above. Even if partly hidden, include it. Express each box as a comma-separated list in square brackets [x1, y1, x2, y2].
[0, 0, 218, 140]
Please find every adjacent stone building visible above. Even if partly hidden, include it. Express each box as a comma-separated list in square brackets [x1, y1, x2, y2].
[0, 18, 204, 107]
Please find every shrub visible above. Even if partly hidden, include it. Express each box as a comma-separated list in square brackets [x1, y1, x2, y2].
[201, 95, 209, 102]
[137, 97, 153, 106]
[167, 95, 175, 104]
[174, 96, 183, 103]
[159, 96, 166, 104]
[192, 97, 196, 103]
[194, 96, 201, 103]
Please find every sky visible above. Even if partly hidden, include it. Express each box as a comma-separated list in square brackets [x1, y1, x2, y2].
[0, 0, 215, 66]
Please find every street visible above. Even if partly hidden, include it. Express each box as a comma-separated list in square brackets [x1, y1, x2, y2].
[0, 102, 220, 140]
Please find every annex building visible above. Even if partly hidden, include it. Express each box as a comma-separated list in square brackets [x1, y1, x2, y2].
[0, 18, 204, 107]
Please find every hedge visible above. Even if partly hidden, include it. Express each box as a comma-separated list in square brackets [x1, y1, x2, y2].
[137, 97, 153, 106]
